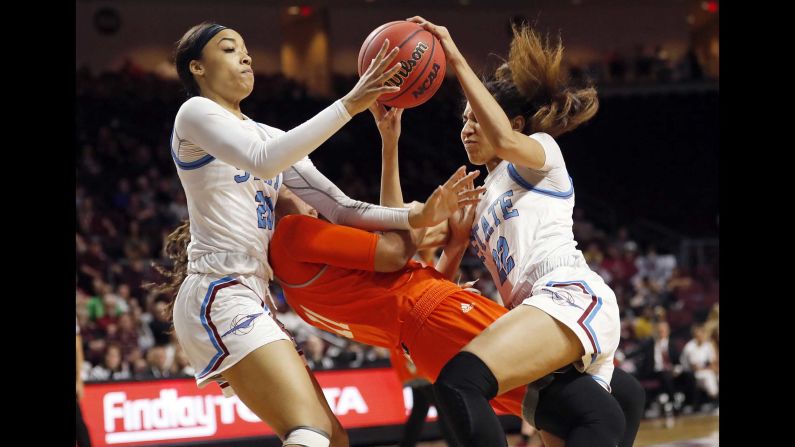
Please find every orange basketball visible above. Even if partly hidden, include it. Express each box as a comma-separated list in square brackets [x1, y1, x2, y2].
[358, 21, 446, 109]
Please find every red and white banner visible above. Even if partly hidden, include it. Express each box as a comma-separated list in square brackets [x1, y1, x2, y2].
[82, 368, 460, 447]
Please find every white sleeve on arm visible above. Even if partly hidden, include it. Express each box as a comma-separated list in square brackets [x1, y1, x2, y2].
[174, 96, 351, 179]
[529, 132, 566, 172]
[283, 157, 412, 231]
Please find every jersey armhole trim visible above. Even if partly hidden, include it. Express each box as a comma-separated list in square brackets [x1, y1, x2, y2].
[171, 127, 216, 170]
[507, 163, 574, 199]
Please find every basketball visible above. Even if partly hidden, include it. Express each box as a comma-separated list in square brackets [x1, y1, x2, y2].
[358, 20, 446, 109]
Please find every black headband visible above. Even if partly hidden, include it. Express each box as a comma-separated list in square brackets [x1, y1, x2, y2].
[188, 24, 228, 61]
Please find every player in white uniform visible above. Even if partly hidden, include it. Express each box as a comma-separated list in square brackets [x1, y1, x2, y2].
[159, 23, 483, 447]
[410, 18, 628, 447]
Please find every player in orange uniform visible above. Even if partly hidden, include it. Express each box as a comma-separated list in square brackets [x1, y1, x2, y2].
[266, 104, 643, 446]
[270, 195, 529, 416]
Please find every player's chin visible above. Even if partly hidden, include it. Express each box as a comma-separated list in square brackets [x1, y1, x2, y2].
[238, 79, 254, 95]
[464, 149, 486, 166]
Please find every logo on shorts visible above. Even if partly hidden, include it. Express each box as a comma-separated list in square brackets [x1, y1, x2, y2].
[461, 303, 475, 313]
[545, 288, 585, 310]
[222, 313, 263, 337]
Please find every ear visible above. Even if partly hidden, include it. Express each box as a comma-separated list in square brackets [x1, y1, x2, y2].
[189, 60, 204, 77]
[511, 115, 526, 132]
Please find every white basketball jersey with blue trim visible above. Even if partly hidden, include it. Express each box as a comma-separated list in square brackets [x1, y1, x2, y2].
[171, 107, 283, 280]
[469, 132, 582, 305]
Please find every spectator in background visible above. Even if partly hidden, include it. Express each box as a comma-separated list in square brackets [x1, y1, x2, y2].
[112, 178, 132, 210]
[129, 300, 156, 351]
[113, 312, 140, 357]
[629, 276, 661, 314]
[174, 345, 196, 378]
[116, 283, 135, 308]
[86, 279, 109, 321]
[124, 221, 151, 260]
[148, 300, 172, 346]
[633, 245, 676, 292]
[625, 320, 683, 415]
[620, 241, 640, 284]
[79, 238, 108, 283]
[303, 333, 335, 371]
[124, 347, 153, 379]
[680, 324, 718, 409]
[114, 258, 147, 300]
[665, 266, 694, 303]
[632, 306, 655, 340]
[600, 245, 624, 287]
[84, 338, 108, 367]
[94, 289, 126, 333]
[88, 344, 132, 381]
[138, 345, 172, 379]
[367, 346, 393, 368]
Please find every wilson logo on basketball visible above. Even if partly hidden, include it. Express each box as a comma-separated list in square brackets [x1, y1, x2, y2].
[384, 41, 429, 87]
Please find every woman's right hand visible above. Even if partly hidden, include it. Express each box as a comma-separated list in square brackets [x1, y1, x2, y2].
[408, 166, 485, 228]
[448, 202, 478, 246]
[342, 39, 403, 116]
[406, 16, 465, 70]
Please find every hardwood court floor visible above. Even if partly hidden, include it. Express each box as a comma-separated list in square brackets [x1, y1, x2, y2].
[406, 413, 719, 447]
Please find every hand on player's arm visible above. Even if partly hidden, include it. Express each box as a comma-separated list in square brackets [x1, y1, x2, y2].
[407, 166, 485, 228]
[435, 180, 479, 280]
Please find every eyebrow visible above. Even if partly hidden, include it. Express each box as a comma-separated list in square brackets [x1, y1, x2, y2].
[217, 37, 237, 45]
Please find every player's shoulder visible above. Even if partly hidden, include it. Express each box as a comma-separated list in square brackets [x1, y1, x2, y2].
[527, 132, 562, 155]
[527, 131, 555, 143]
[178, 95, 218, 113]
[175, 96, 225, 123]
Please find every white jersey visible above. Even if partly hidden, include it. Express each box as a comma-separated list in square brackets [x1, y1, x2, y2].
[171, 96, 411, 281]
[469, 132, 583, 306]
[471, 132, 620, 390]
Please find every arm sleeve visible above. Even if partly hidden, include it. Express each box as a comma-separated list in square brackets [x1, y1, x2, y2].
[529, 132, 566, 172]
[174, 96, 351, 179]
[282, 156, 411, 231]
[276, 215, 380, 271]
